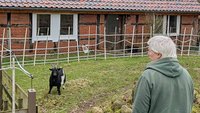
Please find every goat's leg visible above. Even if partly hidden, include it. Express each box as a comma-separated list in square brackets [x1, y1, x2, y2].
[48, 85, 53, 94]
[57, 85, 61, 95]
[61, 75, 66, 89]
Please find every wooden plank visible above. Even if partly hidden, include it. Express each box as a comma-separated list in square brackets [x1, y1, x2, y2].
[0, 57, 3, 110]
[18, 99, 23, 109]
[2, 85, 12, 105]
[2, 71, 28, 110]
[0, 108, 27, 113]
[3, 100, 8, 111]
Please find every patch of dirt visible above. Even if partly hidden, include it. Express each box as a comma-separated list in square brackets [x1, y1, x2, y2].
[69, 85, 133, 113]
[66, 78, 92, 90]
[194, 68, 200, 73]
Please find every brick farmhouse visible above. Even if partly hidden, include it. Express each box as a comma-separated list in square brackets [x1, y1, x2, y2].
[0, 0, 200, 53]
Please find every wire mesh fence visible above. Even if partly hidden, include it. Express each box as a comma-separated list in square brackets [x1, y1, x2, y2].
[0, 26, 200, 68]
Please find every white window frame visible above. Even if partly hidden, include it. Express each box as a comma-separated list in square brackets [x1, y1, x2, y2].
[32, 13, 78, 42]
[153, 15, 180, 36]
[166, 15, 180, 36]
[59, 14, 78, 40]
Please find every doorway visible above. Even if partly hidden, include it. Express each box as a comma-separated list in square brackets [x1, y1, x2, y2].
[105, 15, 124, 50]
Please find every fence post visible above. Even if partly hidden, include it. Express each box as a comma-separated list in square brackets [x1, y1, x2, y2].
[199, 39, 200, 55]
[188, 28, 193, 56]
[76, 37, 80, 62]
[22, 28, 28, 66]
[67, 27, 70, 63]
[141, 26, 144, 57]
[131, 26, 135, 57]
[12, 56, 15, 113]
[8, 27, 12, 67]
[181, 28, 186, 56]
[33, 37, 39, 66]
[44, 36, 49, 65]
[95, 26, 97, 60]
[1, 28, 5, 64]
[123, 24, 126, 56]
[28, 89, 36, 113]
[0, 57, 2, 111]
[87, 26, 91, 60]
[57, 36, 61, 64]
[114, 26, 117, 57]
[104, 27, 107, 60]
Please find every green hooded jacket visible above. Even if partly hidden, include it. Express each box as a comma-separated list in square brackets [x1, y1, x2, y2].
[132, 57, 194, 113]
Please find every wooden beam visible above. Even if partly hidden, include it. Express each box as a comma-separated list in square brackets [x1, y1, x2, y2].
[2, 85, 18, 110]
[0, 57, 2, 111]
[2, 85, 12, 104]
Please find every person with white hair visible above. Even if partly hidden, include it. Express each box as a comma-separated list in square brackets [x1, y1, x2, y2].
[132, 35, 194, 113]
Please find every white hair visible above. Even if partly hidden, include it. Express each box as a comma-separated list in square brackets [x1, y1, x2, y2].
[147, 35, 177, 58]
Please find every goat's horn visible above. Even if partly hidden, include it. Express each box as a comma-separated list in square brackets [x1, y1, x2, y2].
[51, 64, 55, 68]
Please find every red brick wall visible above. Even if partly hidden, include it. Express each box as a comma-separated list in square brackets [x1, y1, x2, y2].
[11, 27, 30, 38]
[79, 14, 98, 48]
[181, 16, 193, 24]
[11, 13, 30, 38]
[138, 15, 146, 24]
[0, 28, 7, 38]
[79, 14, 97, 23]
[0, 13, 7, 38]
[181, 15, 198, 34]
[126, 15, 136, 34]
[137, 15, 151, 33]
[0, 13, 7, 24]
[11, 13, 30, 25]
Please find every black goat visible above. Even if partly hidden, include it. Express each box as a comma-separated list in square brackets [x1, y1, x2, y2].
[48, 67, 66, 95]
[125, 45, 139, 53]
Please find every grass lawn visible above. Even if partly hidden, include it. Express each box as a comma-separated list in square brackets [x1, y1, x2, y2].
[8, 56, 200, 113]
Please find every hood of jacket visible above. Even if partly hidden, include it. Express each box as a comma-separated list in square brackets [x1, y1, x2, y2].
[146, 57, 182, 78]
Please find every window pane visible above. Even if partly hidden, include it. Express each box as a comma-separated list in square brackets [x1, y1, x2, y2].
[37, 14, 50, 36]
[154, 15, 163, 34]
[60, 15, 73, 35]
[169, 16, 177, 33]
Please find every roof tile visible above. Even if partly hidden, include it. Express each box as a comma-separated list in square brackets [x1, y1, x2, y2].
[0, 0, 200, 13]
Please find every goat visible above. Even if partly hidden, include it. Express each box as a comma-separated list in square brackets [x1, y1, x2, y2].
[48, 67, 66, 95]
[125, 45, 139, 53]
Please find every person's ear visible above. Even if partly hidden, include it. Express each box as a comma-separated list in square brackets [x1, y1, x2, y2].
[157, 53, 162, 59]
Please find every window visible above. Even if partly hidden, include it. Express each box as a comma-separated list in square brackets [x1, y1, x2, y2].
[37, 14, 50, 36]
[60, 15, 73, 35]
[32, 14, 78, 42]
[167, 16, 177, 34]
[154, 15, 180, 36]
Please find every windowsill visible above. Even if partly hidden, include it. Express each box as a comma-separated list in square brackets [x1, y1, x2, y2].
[167, 33, 179, 36]
[153, 33, 179, 37]
[36, 35, 50, 37]
[59, 35, 77, 40]
[32, 35, 77, 42]
[33, 36, 52, 42]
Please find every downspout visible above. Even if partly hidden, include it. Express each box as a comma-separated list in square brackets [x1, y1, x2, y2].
[97, 14, 100, 49]
[29, 13, 33, 52]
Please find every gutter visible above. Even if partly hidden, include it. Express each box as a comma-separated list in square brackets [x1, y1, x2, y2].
[0, 6, 200, 14]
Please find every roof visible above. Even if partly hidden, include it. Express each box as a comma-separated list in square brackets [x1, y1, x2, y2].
[0, 0, 200, 13]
